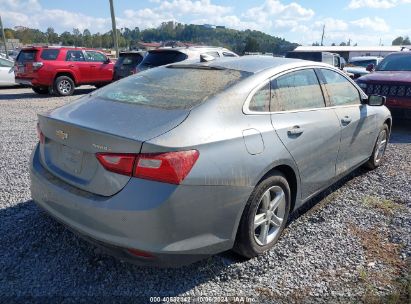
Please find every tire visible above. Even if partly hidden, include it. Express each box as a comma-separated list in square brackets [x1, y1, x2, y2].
[94, 83, 106, 89]
[365, 123, 389, 169]
[54, 76, 75, 96]
[233, 171, 291, 258]
[32, 87, 49, 95]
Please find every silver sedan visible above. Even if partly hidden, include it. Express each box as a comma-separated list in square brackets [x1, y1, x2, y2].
[30, 56, 391, 266]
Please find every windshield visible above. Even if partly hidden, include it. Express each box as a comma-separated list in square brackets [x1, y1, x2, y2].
[348, 59, 376, 68]
[95, 66, 251, 109]
[376, 54, 411, 71]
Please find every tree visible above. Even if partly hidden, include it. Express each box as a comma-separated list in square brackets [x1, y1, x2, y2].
[392, 36, 404, 45]
[83, 29, 92, 47]
[331, 43, 336, 46]
[244, 36, 259, 53]
[339, 42, 347, 46]
[46, 27, 58, 44]
[403, 36, 411, 45]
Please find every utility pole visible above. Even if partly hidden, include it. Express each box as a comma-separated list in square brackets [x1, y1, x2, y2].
[320, 24, 325, 46]
[109, 0, 119, 58]
[0, 15, 9, 59]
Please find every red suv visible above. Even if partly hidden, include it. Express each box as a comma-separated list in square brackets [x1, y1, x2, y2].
[15, 47, 114, 96]
[356, 51, 411, 119]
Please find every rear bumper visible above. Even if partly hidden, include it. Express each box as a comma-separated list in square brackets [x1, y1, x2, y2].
[30, 145, 251, 266]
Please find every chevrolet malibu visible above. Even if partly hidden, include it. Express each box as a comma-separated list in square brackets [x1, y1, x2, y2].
[30, 56, 391, 267]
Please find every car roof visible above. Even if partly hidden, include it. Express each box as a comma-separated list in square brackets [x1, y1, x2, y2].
[350, 56, 383, 61]
[182, 55, 321, 74]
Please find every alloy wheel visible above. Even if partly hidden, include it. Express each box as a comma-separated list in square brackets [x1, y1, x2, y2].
[374, 129, 387, 164]
[253, 185, 286, 246]
[58, 80, 72, 94]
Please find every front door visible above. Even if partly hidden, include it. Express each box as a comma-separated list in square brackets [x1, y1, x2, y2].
[85, 51, 113, 82]
[318, 68, 377, 175]
[270, 68, 341, 199]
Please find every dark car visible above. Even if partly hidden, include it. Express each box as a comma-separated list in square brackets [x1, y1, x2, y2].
[113, 51, 145, 80]
[356, 51, 411, 119]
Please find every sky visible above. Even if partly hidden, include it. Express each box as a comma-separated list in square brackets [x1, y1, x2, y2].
[1, 0, 411, 46]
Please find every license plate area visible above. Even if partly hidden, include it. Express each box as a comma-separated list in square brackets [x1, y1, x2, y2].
[60, 145, 84, 174]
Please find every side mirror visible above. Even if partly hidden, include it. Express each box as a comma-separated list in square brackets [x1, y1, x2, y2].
[340, 62, 345, 69]
[366, 63, 374, 72]
[104, 58, 111, 64]
[366, 95, 386, 106]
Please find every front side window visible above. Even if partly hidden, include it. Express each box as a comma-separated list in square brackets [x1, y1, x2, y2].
[320, 69, 361, 106]
[85, 51, 107, 62]
[249, 83, 270, 112]
[204, 51, 220, 58]
[223, 52, 237, 57]
[270, 69, 325, 112]
[66, 50, 85, 62]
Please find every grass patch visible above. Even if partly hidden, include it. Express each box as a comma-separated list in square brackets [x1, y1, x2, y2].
[362, 196, 406, 216]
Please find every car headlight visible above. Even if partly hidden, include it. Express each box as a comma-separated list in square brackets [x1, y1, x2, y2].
[357, 82, 367, 89]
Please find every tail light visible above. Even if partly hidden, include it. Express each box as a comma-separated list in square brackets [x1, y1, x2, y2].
[32, 62, 43, 70]
[127, 248, 154, 258]
[96, 153, 135, 176]
[36, 123, 45, 144]
[96, 150, 199, 184]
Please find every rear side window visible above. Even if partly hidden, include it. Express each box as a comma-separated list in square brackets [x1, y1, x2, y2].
[271, 69, 325, 111]
[95, 67, 251, 109]
[249, 83, 270, 112]
[223, 52, 237, 57]
[85, 51, 107, 62]
[66, 50, 85, 62]
[40, 49, 59, 60]
[320, 69, 360, 106]
[204, 51, 220, 58]
[139, 51, 188, 68]
[16, 50, 37, 63]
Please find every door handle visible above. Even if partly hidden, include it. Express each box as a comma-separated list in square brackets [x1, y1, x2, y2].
[341, 116, 352, 124]
[287, 126, 304, 136]
[90, 65, 96, 68]
[68, 64, 75, 68]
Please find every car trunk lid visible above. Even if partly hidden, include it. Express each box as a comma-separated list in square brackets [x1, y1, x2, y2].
[15, 49, 38, 78]
[37, 96, 190, 196]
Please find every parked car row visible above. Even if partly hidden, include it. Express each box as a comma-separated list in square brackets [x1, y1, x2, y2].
[0, 57, 16, 87]
[13, 46, 238, 96]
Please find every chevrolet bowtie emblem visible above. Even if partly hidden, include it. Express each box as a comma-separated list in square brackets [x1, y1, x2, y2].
[56, 130, 68, 140]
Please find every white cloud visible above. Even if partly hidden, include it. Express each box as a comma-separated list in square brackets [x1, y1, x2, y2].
[350, 17, 389, 32]
[348, 0, 411, 9]
[314, 18, 348, 32]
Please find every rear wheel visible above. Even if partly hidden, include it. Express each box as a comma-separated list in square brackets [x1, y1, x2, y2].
[366, 124, 389, 169]
[54, 76, 75, 96]
[32, 87, 49, 95]
[234, 172, 291, 258]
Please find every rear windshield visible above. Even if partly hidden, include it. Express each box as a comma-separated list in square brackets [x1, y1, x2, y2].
[348, 59, 376, 67]
[40, 49, 60, 60]
[115, 53, 144, 66]
[138, 51, 187, 69]
[376, 54, 411, 71]
[95, 66, 251, 109]
[16, 50, 37, 63]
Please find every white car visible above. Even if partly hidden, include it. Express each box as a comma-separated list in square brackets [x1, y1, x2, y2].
[0, 57, 16, 86]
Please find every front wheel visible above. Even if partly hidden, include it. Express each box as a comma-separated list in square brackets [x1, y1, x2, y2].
[54, 76, 75, 96]
[365, 124, 389, 169]
[233, 172, 291, 258]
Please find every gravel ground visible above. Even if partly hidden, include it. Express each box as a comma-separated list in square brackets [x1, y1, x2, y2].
[0, 87, 410, 303]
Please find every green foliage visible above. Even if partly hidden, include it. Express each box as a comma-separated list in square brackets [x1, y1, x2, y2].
[392, 36, 410, 45]
[4, 22, 299, 54]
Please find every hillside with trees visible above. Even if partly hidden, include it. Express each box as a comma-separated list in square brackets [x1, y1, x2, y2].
[4, 21, 299, 55]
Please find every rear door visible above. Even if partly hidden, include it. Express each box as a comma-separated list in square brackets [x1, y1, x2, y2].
[65, 50, 90, 83]
[113, 53, 143, 79]
[270, 68, 341, 199]
[85, 51, 113, 82]
[318, 68, 377, 175]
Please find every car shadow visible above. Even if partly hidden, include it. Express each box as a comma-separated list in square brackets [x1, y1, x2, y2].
[0, 87, 95, 100]
[390, 119, 411, 144]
